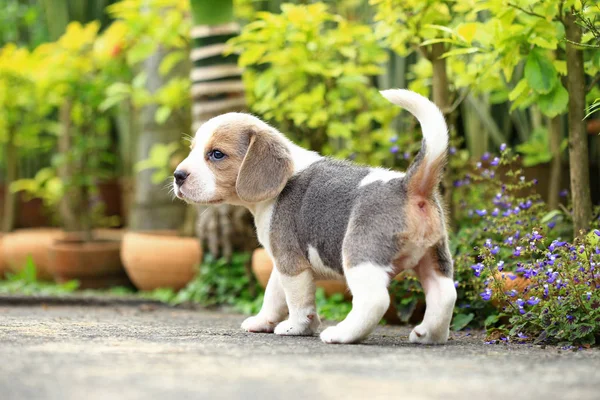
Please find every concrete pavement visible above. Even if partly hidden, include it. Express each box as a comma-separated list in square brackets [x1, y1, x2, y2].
[0, 304, 598, 400]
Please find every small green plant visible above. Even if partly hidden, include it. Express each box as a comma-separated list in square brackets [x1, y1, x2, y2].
[0, 257, 79, 295]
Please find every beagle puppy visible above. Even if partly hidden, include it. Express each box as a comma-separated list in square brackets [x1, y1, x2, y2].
[174, 89, 456, 344]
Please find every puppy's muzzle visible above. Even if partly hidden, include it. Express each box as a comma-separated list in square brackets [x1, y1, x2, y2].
[173, 169, 189, 187]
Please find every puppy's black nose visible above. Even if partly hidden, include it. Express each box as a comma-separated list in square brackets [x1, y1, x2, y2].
[174, 170, 189, 186]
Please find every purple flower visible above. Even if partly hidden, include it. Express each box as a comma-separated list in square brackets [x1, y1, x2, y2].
[390, 145, 399, 154]
[497, 260, 505, 271]
[502, 209, 512, 217]
[389, 136, 398, 143]
[531, 230, 543, 241]
[471, 263, 484, 277]
[500, 143, 507, 152]
[526, 296, 540, 306]
[507, 289, 517, 297]
[566, 315, 574, 322]
[475, 209, 487, 217]
[490, 157, 500, 166]
[586, 292, 592, 301]
[492, 208, 500, 217]
[559, 189, 568, 198]
[594, 229, 600, 237]
[403, 151, 410, 160]
[491, 246, 500, 255]
[519, 200, 532, 210]
[507, 274, 517, 281]
[513, 247, 522, 257]
[516, 298, 525, 307]
[517, 333, 528, 339]
[547, 221, 556, 229]
[476, 162, 482, 169]
[449, 146, 457, 155]
[533, 179, 538, 185]
[480, 288, 492, 301]
[481, 152, 490, 161]
[454, 280, 459, 288]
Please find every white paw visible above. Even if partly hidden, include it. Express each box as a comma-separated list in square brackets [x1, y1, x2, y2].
[320, 325, 360, 344]
[409, 324, 449, 344]
[241, 315, 277, 333]
[274, 316, 319, 336]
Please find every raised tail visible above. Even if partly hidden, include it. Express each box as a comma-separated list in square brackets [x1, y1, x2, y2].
[380, 89, 448, 198]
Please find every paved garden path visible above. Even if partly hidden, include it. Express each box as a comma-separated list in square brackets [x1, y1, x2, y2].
[1, 303, 599, 400]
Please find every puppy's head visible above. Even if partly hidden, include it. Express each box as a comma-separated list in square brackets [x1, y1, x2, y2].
[174, 113, 293, 205]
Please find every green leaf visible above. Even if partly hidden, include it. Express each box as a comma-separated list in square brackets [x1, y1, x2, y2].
[159, 51, 185, 76]
[441, 47, 480, 58]
[452, 313, 474, 331]
[541, 210, 562, 223]
[524, 49, 557, 94]
[155, 106, 172, 125]
[484, 314, 500, 328]
[538, 83, 568, 117]
[509, 79, 529, 102]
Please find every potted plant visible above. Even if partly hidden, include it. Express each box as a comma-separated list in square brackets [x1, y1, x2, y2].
[9, 22, 130, 289]
[99, 1, 203, 290]
[0, 43, 61, 280]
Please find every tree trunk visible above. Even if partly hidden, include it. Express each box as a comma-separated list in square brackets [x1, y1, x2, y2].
[564, 12, 593, 234]
[2, 130, 18, 233]
[547, 115, 563, 211]
[429, 43, 454, 226]
[189, 0, 257, 260]
[430, 43, 450, 111]
[58, 101, 82, 232]
[129, 44, 189, 231]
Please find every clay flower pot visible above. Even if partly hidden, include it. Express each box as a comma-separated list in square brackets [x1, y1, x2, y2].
[1, 228, 62, 280]
[252, 248, 350, 298]
[121, 231, 201, 291]
[0, 234, 7, 279]
[47, 234, 130, 289]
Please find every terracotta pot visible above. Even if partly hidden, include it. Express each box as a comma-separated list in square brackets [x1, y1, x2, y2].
[47, 237, 130, 289]
[1, 229, 62, 280]
[0, 234, 7, 279]
[491, 273, 531, 308]
[121, 230, 201, 290]
[252, 248, 350, 298]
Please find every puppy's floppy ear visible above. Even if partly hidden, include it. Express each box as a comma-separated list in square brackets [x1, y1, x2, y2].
[236, 129, 293, 203]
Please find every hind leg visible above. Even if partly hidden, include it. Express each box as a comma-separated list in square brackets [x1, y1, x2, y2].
[409, 246, 456, 344]
[320, 262, 391, 344]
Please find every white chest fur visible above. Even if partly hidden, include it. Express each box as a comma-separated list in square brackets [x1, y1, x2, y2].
[253, 200, 276, 256]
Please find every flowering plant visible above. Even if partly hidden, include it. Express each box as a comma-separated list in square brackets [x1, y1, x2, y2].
[452, 145, 600, 345]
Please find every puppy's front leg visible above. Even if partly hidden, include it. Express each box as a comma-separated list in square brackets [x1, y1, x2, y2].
[241, 267, 288, 333]
[273, 269, 320, 336]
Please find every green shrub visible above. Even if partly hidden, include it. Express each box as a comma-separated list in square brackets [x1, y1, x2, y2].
[228, 3, 398, 165]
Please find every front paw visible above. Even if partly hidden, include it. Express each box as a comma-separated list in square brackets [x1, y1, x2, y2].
[241, 315, 277, 333]
[320, 325, 360, 344]
[409, 324, 449, 344]
[274, 317, 319, 336]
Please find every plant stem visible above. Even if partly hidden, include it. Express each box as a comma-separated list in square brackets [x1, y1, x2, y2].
[547, 115, 563, 211]
[564, 11, 593, 235]
[2, 129, 18, 233]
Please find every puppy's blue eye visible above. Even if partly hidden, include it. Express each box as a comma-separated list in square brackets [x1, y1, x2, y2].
[210, 150, 225, 160]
